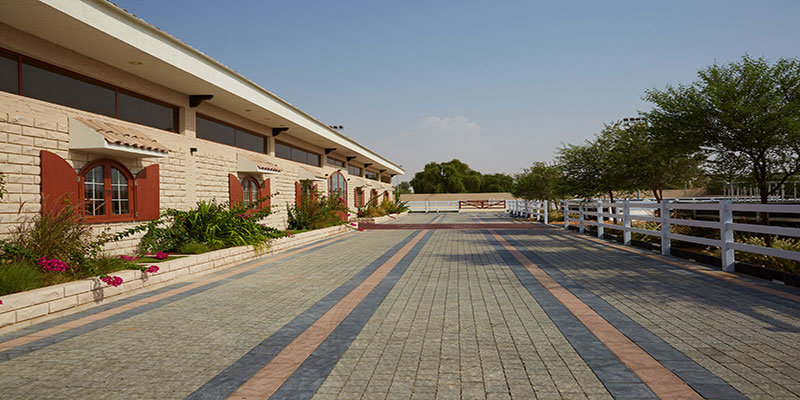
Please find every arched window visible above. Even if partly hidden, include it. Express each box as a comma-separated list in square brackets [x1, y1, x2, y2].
[79, 160, 135, 222]
[241, 176, 259, 207]
[328, 172, 347, 205]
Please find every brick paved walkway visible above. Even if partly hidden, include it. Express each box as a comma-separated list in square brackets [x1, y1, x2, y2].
[0, 212, 798, 399]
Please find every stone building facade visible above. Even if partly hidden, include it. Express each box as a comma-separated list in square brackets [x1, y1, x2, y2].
[0, 1, 401, 254]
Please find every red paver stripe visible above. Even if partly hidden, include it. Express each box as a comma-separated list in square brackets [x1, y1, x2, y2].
[0, 234, 349, 353]
[561, 230, 800, 303]
[490, 231, 703, 400]
[228, 230, 429, 399]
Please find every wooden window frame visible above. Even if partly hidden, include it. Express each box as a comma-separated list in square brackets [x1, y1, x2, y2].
[241, 176, 259, 206]
[328, 171, 347, 201]
[365, 170, 379, 181]
[0, 46, 179, 133]
[196, 113, 268, 154]
[78, 159, 136, 223]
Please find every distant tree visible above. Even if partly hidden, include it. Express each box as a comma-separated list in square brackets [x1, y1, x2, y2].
[480, 173, 514, 192]
[396, 181, 412, 194]
[645, 55, 800, 219]
[512, 162, 565, 206]
[409, 159, 484, 193]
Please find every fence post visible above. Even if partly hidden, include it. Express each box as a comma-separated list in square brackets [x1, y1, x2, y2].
[425, 201, 429, 213]
[719, 200, 735, 272]
[623, 200, 631, 246]
[544, 200, 549, 224]
[596, 200, 604, 238]
[579, 202, 585, 234]
[660, 199, 670, 256]
[563, 200, 569, 229]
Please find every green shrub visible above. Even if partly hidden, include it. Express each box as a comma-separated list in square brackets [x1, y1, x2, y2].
[287, 182, 348, 230]
[706, 235, 800, 274]
[0, 261, 42, 296]
[9, 205, 93, 266]
[178, 240, 214, 254]
[138, 197, 273, 254]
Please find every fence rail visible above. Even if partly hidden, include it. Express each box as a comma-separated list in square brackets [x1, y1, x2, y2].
[559, 199, 800, 273]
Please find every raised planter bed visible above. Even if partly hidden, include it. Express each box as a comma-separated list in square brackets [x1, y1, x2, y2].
[0, 224, 351, 334]
[354, 212, 409, 225]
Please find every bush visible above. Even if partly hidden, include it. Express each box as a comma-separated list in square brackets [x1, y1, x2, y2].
[178, 240, 216, 254]
[287, 182, 348, 230]
[0, 262, 42, 296]
[8, 206, 93, 267]
[706, 235, 800, 274]
[357, 197, 407, 218]
[138, 197, 273, 254]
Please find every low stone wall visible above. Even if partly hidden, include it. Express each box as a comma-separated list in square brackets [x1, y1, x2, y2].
[0, 224, 350, 334]
[354, 212, 409, 225]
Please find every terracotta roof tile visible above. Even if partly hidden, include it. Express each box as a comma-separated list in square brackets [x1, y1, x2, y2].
[242, 153, 281, 172]
[76, 118, 168, 153]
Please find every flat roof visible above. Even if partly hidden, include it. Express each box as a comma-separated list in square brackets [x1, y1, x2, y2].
[0, 0, 404, 175]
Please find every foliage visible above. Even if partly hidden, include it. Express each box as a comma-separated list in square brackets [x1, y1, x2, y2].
[706, 235, 800, 275]
[395, 182, 412, 195]
[602, 120, 704, 202]
[556, 139, 621, 201]
[645, 55, 800, 206]
[409, 159, 513, 193]
[139, 197, 273, 254]
[0, 261, 42, 296]
[286, 182, 348, 230]
[357, 197, 408, 218]
[512, 162, 565, 203]
[7, 205, 94, 268]
[177, 240, 218, 255]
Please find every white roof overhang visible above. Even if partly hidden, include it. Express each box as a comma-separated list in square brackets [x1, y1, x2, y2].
[69, 117, 168, 158]
[0, 0, 404, 175]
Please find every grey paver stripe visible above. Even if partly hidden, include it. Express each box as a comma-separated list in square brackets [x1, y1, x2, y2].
[476, 229, 657, 399]
[0, 234, 357, 362]
[497, 230, 748, 400]
[271, 230, 436, 400]
[187, 229, 428, 400]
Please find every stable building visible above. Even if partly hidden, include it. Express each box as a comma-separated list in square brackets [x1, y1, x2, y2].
[0, 0, 402, 253]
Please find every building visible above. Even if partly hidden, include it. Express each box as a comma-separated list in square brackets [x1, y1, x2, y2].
[0, 0, 402, 253]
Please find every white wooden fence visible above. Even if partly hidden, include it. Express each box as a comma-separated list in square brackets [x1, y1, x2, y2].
[406, 201, 461, 213]
[506, 200, 549, 224]
[561, 199, 800, 273]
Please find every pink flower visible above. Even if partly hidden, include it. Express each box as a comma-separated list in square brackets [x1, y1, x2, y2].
[358, 228, 364, 232]
[101, 275, 124, 287]
[338, 197, 344, 203]
[37, 257, 69, 272]
[350, 222, 357, 227]
[146, 265, 159, 274]
[153, 252, 169, 260]
[118, 255, 138, 262]
[0, 299, 3, 305]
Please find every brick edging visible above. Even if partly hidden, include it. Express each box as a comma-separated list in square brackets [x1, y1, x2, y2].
[0, 224, 351, 334]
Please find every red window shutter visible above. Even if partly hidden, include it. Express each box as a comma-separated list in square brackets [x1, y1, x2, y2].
[312, 184, 318, 202]
[40, 150, 78, 217]
[295, 181, 302, 207]
[134, 164, 160, 221]
[229, 174, 243, 205]
[258, 178, 271, 210]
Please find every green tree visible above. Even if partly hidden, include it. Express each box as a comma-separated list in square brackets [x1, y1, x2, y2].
[409, 159, 484, 193]
[512, 162, 564, 205]
[645, 55, 800, 214]
[556, 139, 621, 202]
[603, 120, 704, 202]
[480, 173, 514, 192]
[395, 181, 412, 194]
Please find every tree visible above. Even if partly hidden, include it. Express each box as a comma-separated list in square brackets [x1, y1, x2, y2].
[645, 55, 800, 217]
[556, 139, 622, 202]
[395, 181, 412, 194]
[409, 159, 484, 193]
[603, 120, 704, 202]
[512, 162, 564, 206]
[480, 173, 514, 192]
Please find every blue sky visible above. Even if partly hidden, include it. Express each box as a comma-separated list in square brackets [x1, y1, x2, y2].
[115, 0, 800, 182]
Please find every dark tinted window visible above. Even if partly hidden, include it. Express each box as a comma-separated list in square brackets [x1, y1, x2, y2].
[327, 157, 345, 168]
[236, 129, 265, 153]
[348, 165, 362, 176]
[22, 62, 115, 117]
[196, 115, 235, 146]
[118, 92, 176, 132]
[381, 175, 391, 183]
[275, 141, 319, 166]
[365, 171, 378, 180]
[275, 141, 291, 159]
[0, 51, 17, 94]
